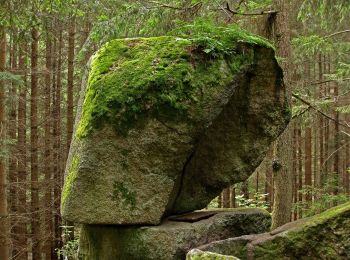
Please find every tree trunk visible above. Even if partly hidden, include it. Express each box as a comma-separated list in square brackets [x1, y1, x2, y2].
[270, 0, 293, 230]
[222, 188, 230, 208]
[297, 128, 303, 219]
[67, 15, 75, 155]
[31, 28, 40, 260]
[53, 26, 63, 260]
[17, 37, 28, 260]
[0, 24, 9, 260]
[305, 126, 312, 203]
[333, 82, 340, 195]
[65, 16, 76, 242]
[43, 27, 53, 260]
[9, 28, 19, 259]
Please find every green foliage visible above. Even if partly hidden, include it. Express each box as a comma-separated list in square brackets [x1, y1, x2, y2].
[293, 177, 349, 217]
[241, 0, 272, 11]
[335, 105, 350, 114]
[235, 192, 270, 209]
[0, 138, 16, 160]
[292, 36, 333, 57]
[0, 71, 24, 86]
[172, 18, 274, 54]
[298, 0, 350, 31]
[56, 226, 79, 260]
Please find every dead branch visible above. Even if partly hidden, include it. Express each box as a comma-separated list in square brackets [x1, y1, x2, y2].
[224, 2, 277, 16]
[311, 78, 350, 85]
[324, 29, 350, 39]
[292, 93, 350, 129]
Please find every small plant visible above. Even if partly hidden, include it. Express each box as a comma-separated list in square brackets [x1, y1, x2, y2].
[56, 226, 79, 260]
[293, 176, 349, 217]
[236, 192, 270, 209]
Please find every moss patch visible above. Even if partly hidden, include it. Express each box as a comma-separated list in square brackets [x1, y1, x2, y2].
[253, 202, 350, 259]
[110, 181, 137, 209]
[76, 25, 272, 139]
[61, 155, 79, 208]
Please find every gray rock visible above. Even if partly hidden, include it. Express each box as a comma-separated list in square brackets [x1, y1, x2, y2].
[61, 33, 289, 224]
[192, 202, 350, 260]
[78, 208, 271, 260]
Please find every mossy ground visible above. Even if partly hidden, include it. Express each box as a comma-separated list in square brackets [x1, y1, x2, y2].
[75, 25, 273, 139]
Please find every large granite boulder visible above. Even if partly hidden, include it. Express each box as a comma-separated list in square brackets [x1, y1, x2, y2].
[78, 208, 271, 260]
[61, 26, 290, 224]
[190, 202, 350, 259]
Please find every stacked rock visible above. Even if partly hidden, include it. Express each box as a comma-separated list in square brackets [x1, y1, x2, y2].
[61, 26, 290, 260]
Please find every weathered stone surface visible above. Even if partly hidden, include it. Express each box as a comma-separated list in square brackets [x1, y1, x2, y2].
[186, 249, 239, 260]
[61, 27, 290, 224]
[191, 202, 350, 260]
[79, 208, 271, 260]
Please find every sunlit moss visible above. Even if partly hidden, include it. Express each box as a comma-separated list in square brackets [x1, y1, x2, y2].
[76, 25, 273, 139]
[61, 155, 80, 208]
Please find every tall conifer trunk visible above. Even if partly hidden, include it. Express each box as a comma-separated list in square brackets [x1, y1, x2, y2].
[270, 0, 293, 230]
[31, 27, 40, 260]
[0, 24, 9, 260]
[9, 29, 19, 259]
[17, 37, 28, 260]
[43, 26, 53, 259]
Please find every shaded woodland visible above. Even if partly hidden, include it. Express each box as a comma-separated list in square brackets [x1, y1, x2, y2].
[0, 0, 349, 259]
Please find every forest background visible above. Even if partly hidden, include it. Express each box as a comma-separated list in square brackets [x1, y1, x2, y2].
[0, 0, 349, 259]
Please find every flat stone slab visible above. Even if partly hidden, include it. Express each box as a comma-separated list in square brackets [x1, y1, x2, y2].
[79, 208, 271, 260]
[189, 202, 350, 260]
[168, 211, 217, 222]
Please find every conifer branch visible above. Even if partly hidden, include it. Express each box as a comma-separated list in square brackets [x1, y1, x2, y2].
[292, 93, 350, 129]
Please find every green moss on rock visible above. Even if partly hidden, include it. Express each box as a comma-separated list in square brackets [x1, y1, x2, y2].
[76, 25, 271, 139]
[61, 155, 79, 208]
[110, 181, 137, 209]
[193, 202, 350, 260]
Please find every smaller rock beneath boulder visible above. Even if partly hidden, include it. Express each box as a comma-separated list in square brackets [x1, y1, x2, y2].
[79, 208, 271, 260]
[186, 249, 239, 260]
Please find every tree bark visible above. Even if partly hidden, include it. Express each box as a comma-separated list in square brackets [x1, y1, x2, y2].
[222, 188, 230, 208]
[305, 126, 312, 203]
[43, 27, 53, 259]
[67, 16, 75, 155]
[31, 28, 40, 260]
[17, 36, 28, 260]
[0, 24, 9, 260]
[270, 0, 293, 230]
[53, 25, 63, 260]
[9, 28, 19, 259]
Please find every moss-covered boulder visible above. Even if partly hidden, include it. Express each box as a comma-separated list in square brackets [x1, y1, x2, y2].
[61, 26, 290, 224]
[191, 202, 350, 259]
[78, 208, 271, 260]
